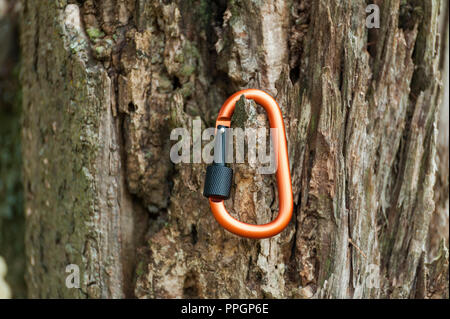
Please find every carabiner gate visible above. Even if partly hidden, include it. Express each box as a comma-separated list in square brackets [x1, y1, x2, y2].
[203, 89, 293, 239]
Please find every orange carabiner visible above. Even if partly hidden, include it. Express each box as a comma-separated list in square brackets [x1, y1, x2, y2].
[203, 89, 293, 239]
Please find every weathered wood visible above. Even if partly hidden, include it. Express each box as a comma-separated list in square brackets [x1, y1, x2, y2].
[18, 0, 448, 298]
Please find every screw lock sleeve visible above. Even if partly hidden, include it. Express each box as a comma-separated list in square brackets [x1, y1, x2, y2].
[203, 165, 233, 200]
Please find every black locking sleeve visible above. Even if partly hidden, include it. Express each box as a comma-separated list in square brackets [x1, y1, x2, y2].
[203, 125, 233, 200]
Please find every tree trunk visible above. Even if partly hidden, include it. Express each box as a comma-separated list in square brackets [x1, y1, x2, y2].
[18, 0, 448, 298]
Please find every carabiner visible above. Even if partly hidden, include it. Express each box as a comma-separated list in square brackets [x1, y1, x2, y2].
[203, 89, 293, 239]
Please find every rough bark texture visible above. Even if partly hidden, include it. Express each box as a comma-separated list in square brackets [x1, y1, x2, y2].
[17, 0, 449, 298]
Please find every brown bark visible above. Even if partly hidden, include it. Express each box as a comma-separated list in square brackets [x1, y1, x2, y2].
[17, 0, 449, 298]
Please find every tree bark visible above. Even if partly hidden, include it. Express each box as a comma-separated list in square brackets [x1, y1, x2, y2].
[19, 0, 448, 298]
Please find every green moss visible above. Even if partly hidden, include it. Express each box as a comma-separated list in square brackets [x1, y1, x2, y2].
[228, 0, 243, 22]
[174, 53, 184, 64]
[86, 27, 105, 41]
[184, 0, 214, 29]
[95, 46, 105, 55]
[183, 41, 200, 60]
[136, 261, 145, 277]
[180, 82, 194, 98]
[180, 64, 195, 77]
[231, 95, 249, 127]
[309, 112, 318, 134]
